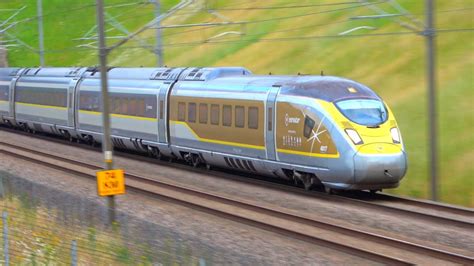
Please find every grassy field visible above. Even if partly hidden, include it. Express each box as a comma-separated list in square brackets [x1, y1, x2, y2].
[0, 173, 200, 264]
[1, 0, 473, 206]
[0, 0, 179, 66]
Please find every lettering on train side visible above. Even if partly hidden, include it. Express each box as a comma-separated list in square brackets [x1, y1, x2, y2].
[283, 135, 302, 148]
[284, 113, 301, 127]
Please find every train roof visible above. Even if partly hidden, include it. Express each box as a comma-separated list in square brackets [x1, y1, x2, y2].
[0, 66, 382, 102]
[205, 74, 382, 102]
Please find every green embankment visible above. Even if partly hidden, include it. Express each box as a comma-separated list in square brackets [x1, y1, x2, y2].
[1, 0, 473, 206]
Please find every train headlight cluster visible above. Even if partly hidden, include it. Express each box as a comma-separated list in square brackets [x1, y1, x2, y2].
[390, 127, 401, 144]
[345, 129, 363, 145]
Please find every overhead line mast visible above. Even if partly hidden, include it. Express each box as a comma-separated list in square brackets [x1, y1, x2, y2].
[37, 0, 45, 66]
[425, 0, 438, 201]
[96, 0, 116, 224]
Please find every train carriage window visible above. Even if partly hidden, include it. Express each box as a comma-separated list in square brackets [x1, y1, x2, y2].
[94, 96, 100, 111]
[137, 98, 145, 117]
[40, 91, 47, 105]
[80, 93, 90, 111]
[51, 92, 57, 106]
[235, 106, 245, 128]
[120, 97, 129, 114]
[60, 93, 67, 107]
[116, 97, 122, 114]
[0, 87, 8, 101]
[188, 102, 196, 123]
[108, 96, 113, 113]
[112, 96, 120, 114]
[199, 103, 208, 124]
[58, 93, 64, 107]
[40, 91, 47, 106]
[144, 97, 156, 118]
[303, 115, 316, 138]
[211, 104, 219, 125]
[52, 92, 57, 106]
[178, 102, 186, 121]
[129, 97, 137, 116]
[223, 105, 232, 127]
[82, 92, 100, 112]
[248, 107, 259, 129]
[80, 94, 87, 110]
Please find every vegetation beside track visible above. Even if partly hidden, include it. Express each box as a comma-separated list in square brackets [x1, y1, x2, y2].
[0, 0, 472, 206]
[0, 172, 201, 264]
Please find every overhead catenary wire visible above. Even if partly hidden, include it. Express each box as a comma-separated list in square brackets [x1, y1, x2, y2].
[24, 27, 473, 54]
[2, 1, 473, 56]
[208, 1, 364, 11]
[0, 0, 151, 28]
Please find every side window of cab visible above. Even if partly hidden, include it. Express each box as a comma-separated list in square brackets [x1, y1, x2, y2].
[303, 115, 315, 138]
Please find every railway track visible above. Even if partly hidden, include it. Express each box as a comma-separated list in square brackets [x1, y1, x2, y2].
[1, 141, 473, 264]
[2, 126, 472, 230]
[2, 126, 472, 224]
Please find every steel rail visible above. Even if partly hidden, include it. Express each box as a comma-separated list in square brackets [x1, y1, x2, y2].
[0, 144, 407, 264]
[362, 192, 474, 217]
[1, 142, 473, 264]
[0, 126, 472, 228]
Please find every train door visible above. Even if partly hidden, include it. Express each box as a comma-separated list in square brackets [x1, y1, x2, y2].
[7, 69, 24, 121]
[158, 82, 172, 144]
[8, 77, 18, 119]
[67, 78, 81, 129]
[265, 86, 280, 161]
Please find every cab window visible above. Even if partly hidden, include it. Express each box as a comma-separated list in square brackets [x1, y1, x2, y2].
[303, 115, 315, 138]
[335, 99, 388, 126]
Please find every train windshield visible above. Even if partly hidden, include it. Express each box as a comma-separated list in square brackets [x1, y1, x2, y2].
[335, 99, 388, 126]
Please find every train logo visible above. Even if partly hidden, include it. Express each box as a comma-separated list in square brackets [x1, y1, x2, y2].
[285, 113, 300, 127]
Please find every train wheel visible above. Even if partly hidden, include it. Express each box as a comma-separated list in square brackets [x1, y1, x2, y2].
[324, 187, 333, 194]
[303, 175, 314, 191]
[206, 164, 211, 170]
[191, 154, 201, 168]
[369, 189, 379, 195]
[148, 147, 161, 159]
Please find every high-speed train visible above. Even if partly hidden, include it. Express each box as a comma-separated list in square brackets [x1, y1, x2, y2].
[0, 67, 407, 192]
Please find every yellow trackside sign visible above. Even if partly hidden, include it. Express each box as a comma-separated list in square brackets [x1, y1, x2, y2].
[96, 169, 126, 196]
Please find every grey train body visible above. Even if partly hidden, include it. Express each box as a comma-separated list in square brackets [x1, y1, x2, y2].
[0, 67, 407, 191]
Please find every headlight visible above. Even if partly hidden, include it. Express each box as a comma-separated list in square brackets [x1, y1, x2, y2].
[390, 127, 401, 143]
[345, 129, 363, 145]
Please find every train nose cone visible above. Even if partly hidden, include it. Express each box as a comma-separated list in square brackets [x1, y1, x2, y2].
[353, 143, 407, 188]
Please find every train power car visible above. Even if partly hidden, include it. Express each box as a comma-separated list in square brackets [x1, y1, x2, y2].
[0, 67, 407, 193]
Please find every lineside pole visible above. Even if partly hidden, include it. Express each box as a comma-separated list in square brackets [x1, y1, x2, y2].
[154, 0, 163, 67]
[96, 0, 116, 224]
[425, 0, 438, 201]
[37, 0, 45, 66]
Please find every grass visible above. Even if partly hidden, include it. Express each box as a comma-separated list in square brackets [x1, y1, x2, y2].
[1, 0, 473, 206]
[0, 173, 201, 265]
[0, 0, 179, 66]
